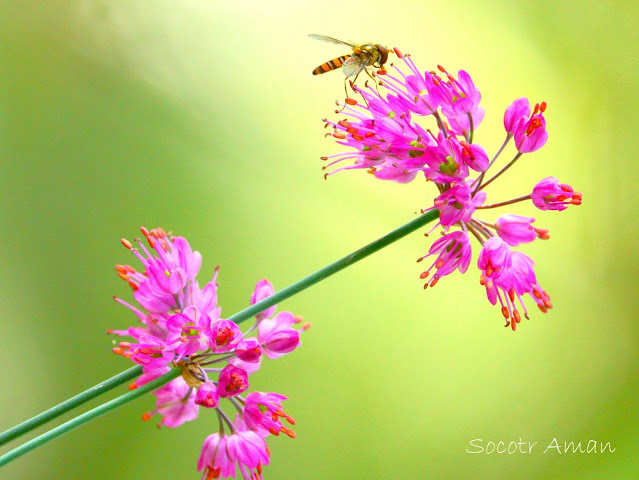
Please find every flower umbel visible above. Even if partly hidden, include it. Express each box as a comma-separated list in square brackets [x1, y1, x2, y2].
[322, 54, 582, 330]
[111, 228, 308, 478]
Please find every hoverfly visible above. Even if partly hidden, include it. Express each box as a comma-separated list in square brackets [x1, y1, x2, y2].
[308, 34, 388, 97]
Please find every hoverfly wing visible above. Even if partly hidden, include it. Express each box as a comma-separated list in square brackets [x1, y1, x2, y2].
[308, 34, 356, 48]
[342, 55, 370, 77]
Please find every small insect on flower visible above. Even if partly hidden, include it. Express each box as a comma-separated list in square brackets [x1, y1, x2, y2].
[309, 34, 389, 98]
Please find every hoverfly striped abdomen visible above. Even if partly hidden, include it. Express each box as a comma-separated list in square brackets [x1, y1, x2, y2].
[312, 55, 351, 75]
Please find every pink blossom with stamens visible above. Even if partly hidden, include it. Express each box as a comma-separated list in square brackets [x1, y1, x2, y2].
[165, 306, 211, 362]
[434, 182, 475, 226]
[244, 392, 296, 438]
[198, 434, 235, 480]
[195, 381, 219, 409]
[235, 338, 262, 363]
[513, 101, 548, 153]
[217, 365, 249, 398]
[532, 177, 583, 211]
[418, 231, 472, 288]
[209, 319, 243, 353]
[226, 430, 270, 480]
[495, 214, 548, 246]
[146, 377, 199, 428]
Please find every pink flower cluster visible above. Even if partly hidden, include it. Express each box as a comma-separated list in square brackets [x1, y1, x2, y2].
[322, 54, 582, 330]
[111, 228, 308, 479]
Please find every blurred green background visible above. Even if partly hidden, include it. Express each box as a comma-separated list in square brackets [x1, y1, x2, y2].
[1, 1, 637, 479]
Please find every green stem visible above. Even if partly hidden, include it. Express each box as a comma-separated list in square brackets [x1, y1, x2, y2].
[0, 368, 181, 468]
[0, 365, 142, 448]
[226, 209, 439, 324]
[0, 209, 440, 467]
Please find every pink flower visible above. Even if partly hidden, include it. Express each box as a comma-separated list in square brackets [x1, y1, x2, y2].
[235, 338, 262, 363]
[258, 312, 301, 359]
[123, 334, 176, 377]
[244, 392, 296, 438]
[434, 182, 475, 226]
[513, 101, 548, 153]
[198, 434, 235, 480]
[195, 381, 220, 409]
[226, 430, 270, 479]
[532, 177, 582, 211]
[217, 365, 249, 398]
[165, 306, 211, 362]
[418, 231, 472, 288]
[504, 98, 531, 135]
[251, 279, 276, 321]
[209, 319, 243, 353]
[430, 67, 482, 117]
[145, 377, 199, 428]
[495, 214, 548, 246]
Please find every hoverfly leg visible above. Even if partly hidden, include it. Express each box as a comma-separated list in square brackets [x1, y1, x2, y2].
[365, 68, 381, 96]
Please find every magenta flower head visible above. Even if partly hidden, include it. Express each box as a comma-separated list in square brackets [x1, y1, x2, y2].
[258, 311, 302, 359]
[209, 319, 243, 353]
[112, 227, 307, 475]
[513, 101, 548, 153]
[504, 97, 531, 135]
[417, 231, 472, 288]
[235, 337, 262, 363]
[495, 214, 549, 246]
[532, 177, 583, 211]
[195, 381, 220, 409]
[217, 365, 250, 398]
[321, 53, 581, 329]
[143, 377, 199, 428]
[244, 392, 296, 438]
[198, 434, 234, 480]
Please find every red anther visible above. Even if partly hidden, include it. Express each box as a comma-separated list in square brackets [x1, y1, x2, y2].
[486, 279, 493, 290]
[573, 192, 582, 199]
[117, 271, 129, 281]
[147, 236, 156, 249]
[338, 120, 351, 128]
[293, 315, 303, 324]
[123, 351, 133, 358]
[366, 169, 375, 175]
[486, 264, 493, 276]
[533, 103, 540, 115]
[115, 265, 127, 274]
[501, 306, 510, 319]
[257, 464, 263, 475]
[560, 184, 573, 192]
[141, 412, 152, 421]
[504, 320, 510, 328]
[430, 276, 439, 287]
[268, 426, 280, 436]
[140, 226, 150, 237]
[532, 288, 542, 300]
[112, 347, 124, 355]
[514, 310, 521, 323]
[107, 328, 114, 334]
[352, 134, 364, 141]
[544, 299, 553, 309]
[540, 101, 547, 112]
[281, 426, 296, 438]
[511, 319, 517, 331]
[437, 64, 446, 73]
[393, 47, 403, 57]
[479, 274, 486, 286]
[128, 280, 139, 291]
[556, 194, 567, 201]
[333, 133, 346, 139]
[433, 199, 445, 207]
[571, 198, 582, 205]
[416, 257, 424, 263]
[365, 132, 375, 138]
[120, 342, 131, 348]
[206, 468, 220, 480]
[324, 173, 328, 180]
[346, 127, 358, 134]
[377, 69, 387, 75]
[538, 304, 548, 313]
[508, 288, 515, 302]
[321, 166, 327, 171]
[121, 238, 133, 249]
[128, 383, 138, 391]
[301, 322, 311, 331]
[435, 259, 444, 269]
[419, 271, 429, 279]
[403, 169, 409, 175]
[320, 156, 328, 161]
[345, 98, 358, 105]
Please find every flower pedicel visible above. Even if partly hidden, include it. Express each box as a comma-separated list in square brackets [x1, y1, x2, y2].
[322, 52, 581, 330]
[111, 227, 308, 479]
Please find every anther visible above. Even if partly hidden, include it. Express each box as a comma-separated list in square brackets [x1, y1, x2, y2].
[345, 98, 358, 106]
[393, 47, 403, 58]
[121, 238, 133, 249]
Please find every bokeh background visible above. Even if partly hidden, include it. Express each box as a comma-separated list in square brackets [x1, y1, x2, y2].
[1, 1, 637, 479]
